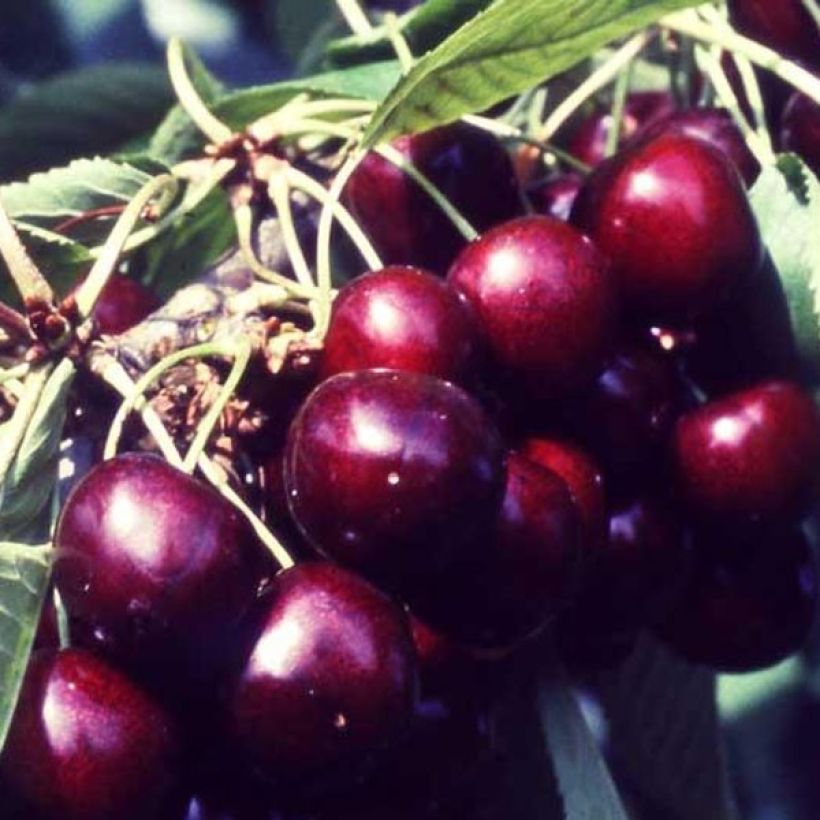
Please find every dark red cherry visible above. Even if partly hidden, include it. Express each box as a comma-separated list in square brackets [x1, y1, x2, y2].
[673, 381, 820, 523]
[55, 453, 271, 686]
[655, 527, 817, 672]
[528, 173, 583, 221]
[571, 131, 763, 322]
[409, 615, 477, 697]
[567, 91, 674, 167]
[320, 266, 478, 384]
[636, 107, 760, 185]
[229, 562, 417, 783]
[519, 436, 607, 552]
[410, 452, 581, 650]
[87, 274, 159, 335]
[447, 215, 618, 399]
[781, 92, 820, 178]
[284, 369, 504, 588]
[561, 345, 694, 489]
[1, 649, 178, 820]
[728, 0, 820, 70]
[344, 123, 520, 272]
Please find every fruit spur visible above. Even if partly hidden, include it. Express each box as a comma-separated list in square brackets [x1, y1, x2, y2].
[0, 1, 819, 818]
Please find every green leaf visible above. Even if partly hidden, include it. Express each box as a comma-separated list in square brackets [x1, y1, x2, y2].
[594, 636, 735, 820]
[0, 64, 174, 184]
[0, 359, 76, 545]
[328, 0, 491, 67]
[538, 661, 630, 819]
[0, 542, 52, 753]
[749, 155, 820, 380]
[148, 61, 402, 165]
[362, 0, 703, 146]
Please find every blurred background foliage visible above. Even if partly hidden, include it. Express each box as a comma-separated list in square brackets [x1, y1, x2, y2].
[2, 2, 820, 818]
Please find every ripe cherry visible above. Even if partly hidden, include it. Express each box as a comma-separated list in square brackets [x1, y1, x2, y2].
[410, 452, 581, 650]
[781, 92, 820, 178]
[284, 369, 504, 588]
[571, 131, 763, 322]
[636, 107, 760, 185]
[655, 527, 817, 672]
[1, 649, 178, 820]
[229, 562, 417, 784]
[344, 124, 520, 272]
[561, 344, 694, 490]
[86, 274, 160, 335]
[320, 266, 478, 384]
[55, 453, 271, 687]
[528, 173, 583, 221]
[448, 215, 618, 400]
[567, 91, 674, 167]
[673, 381, 820, 524]
[519, 436, 607, 552]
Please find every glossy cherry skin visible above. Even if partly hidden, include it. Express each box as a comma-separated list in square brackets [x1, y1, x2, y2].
[87, 274, 159, 335]
[561, 344, 694, 490]
[571, 131, 763, 323]
[673, 381, 820, 524]
[448, 215, 618, 400]
[567, 91, 674, 168]
[285, 369, 504, 588]
[528, 173, 583, 221]
[1, 649, 178, 820]
[344, 124, 520, 272]
[409, 452, 581, 650]
[229, 562, 418, 784]
[55, 453, 271, 686]
[519, 436, 607, 552]
[655, 527, 818, 672]
[636, 107, 760, 185]
[320, 266, 478, 384]
[781, 92, 820, 178]
[728, 0, 820, 71]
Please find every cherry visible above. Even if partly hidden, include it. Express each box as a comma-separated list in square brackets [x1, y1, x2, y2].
[655, 527, 817, 672]
[284, 369, 505, 588]
[571, 131, 763, 322]
[320, 266, 478, 384]
[519, 436, 607, 552]
[528, 173, 583, 221]
[344, 123, 520, 272]
[84, 274, 160, 335]
[636, 107, 760, 185]
[567, 91, 674, 167]
[409, 615, 477, 697]
[229, 562, 417, 784]
[55, 453, 271, 687]
[673, 381, 820, 524]
[781, 91, 820, 178]
[447, 215, 618, 400]
[409, 452, 581, 650]
[728, 0, 820, 71]
[561, 344, 694, 490]
[1, 648, 178, 820]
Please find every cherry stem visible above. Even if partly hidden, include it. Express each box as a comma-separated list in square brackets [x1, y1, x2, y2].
[182, 338, 252, 473]
[537, 29, 654, 142]
[267, 173, 315, 290]
[0, 196, 53, 305]
[285, 165, 382, 270]
[0, 363, 52, 488]
[0, 362, 30, 386]
[604, 60, 633, 158]
[663, 7, 820, 106]
[97, 355, 184, 469]
[166, 38, 233, 146]
[248, 99, 376, 144]
[335, 0, 373, 37]
[196, 452, 295, 570]
[384, 11, 414, 73]
[75, 175, 179, 322]
[53, 205, 127, 236]
[233, 203, 320, 300]
[801, 0, 820, 29]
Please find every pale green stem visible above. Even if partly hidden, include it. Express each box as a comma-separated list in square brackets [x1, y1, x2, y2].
[0, 196, 53, 304]
[0, 362, 30, 386]
[166, 38, 233, 145]
[605, 61, 634, 158]
[267, 173, 315, 289]
[335, 0, 373, 35]
[384, 11, 414, 73]
[75, 175, 179, 321]
[248, 99, 376, 143]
